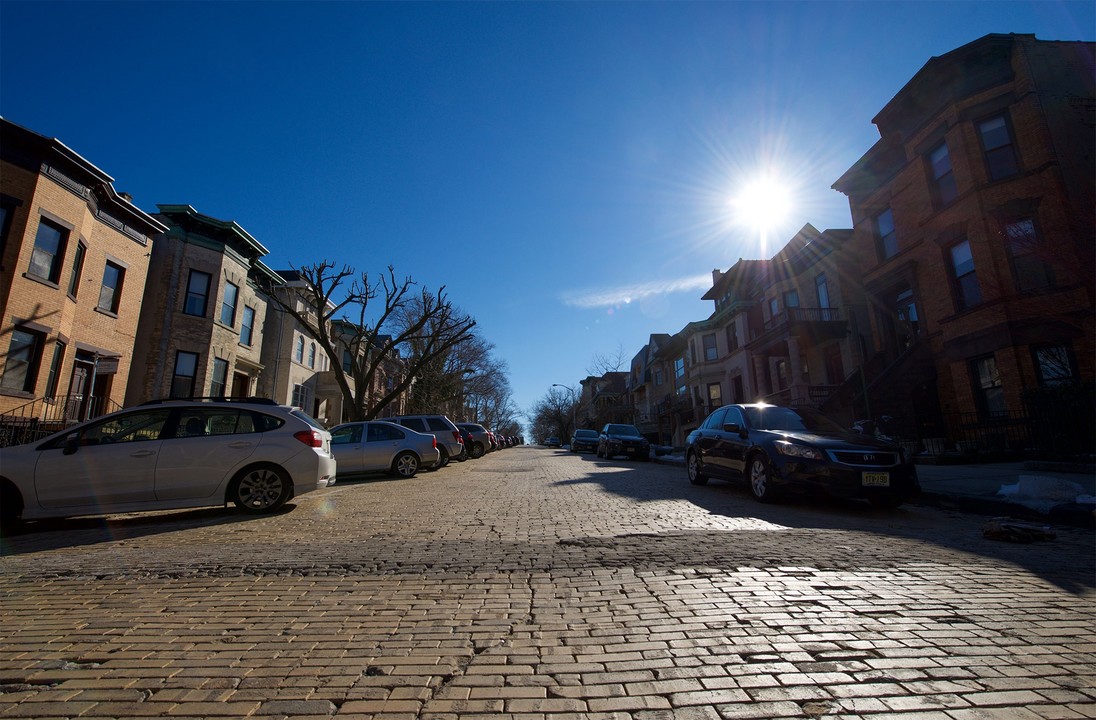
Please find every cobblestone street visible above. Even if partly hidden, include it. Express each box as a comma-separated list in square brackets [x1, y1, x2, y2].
[1, 446, 1094, 719]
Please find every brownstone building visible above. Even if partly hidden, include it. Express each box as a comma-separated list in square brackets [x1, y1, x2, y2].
[0, 118, 166, 425]
[126, 205, 282, 406]
[832, 34, 1094, 450]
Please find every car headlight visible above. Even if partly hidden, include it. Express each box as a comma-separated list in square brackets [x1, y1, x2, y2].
[774, 441, 824, 460]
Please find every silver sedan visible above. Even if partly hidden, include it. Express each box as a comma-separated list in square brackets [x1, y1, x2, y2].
[329, 421, 440, 479]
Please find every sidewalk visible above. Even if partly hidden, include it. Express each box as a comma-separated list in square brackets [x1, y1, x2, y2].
[652, 452, 1095, 528]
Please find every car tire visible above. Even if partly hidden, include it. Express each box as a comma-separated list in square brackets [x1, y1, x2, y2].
[437, 447, 450, 468]
[748, 454, 780, 503]
[230, 464, 292, 514]
[470, 442, 485, 459]
[0, 480, 23, 535]
[687, 451, 708, 486]
[391, 451, 420, 478]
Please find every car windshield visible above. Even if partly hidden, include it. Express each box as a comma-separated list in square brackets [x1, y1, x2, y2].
[744, 406, 846, 434]
[606, 425, 641, 436]
[574, 430, 597, 438]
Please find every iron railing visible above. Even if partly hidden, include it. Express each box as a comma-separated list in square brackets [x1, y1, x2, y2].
[0, 394, 121, 447]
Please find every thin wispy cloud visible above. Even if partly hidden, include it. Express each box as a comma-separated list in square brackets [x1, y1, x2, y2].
[562, 273, 713, 309]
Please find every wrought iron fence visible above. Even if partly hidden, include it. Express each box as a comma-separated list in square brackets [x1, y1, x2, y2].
[0, 395, 121, 448]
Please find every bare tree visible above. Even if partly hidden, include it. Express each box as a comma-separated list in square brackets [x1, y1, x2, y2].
[264, 262, 476, 421]
[529, 385, 576, 442]
[586, 343, 627, 376]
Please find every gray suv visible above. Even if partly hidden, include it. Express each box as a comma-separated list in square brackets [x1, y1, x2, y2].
[388, 414, 465, 466]
[457, 423, 493, 458]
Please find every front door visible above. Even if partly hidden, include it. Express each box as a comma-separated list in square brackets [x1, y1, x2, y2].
[67, 363, 91, 421]
[231, 372, 250, 398]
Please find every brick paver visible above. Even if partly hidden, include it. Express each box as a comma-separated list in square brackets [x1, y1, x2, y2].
[1, 447, 1093, 718]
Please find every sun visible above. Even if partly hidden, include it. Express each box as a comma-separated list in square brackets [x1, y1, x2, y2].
[729, 175, 794, 235]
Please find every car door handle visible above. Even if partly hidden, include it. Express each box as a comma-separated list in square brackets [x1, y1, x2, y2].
[227, 441, 254, 449]
[129, 450, 156, 458]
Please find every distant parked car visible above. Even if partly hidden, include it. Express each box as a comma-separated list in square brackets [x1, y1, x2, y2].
[330, 421, 439, 479]
[597, 424, 650, 460]
[387, 414, 465, 466]
[545, 436, 562, 448]
[685, 403, 920, 508]
[457, 423, 493, 458]
[0, 398, 335, 531]
[570, 429, 599, 453]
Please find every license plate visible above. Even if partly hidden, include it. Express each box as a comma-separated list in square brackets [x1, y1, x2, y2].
[862, 472, 890, 487]
[625, 446, 636, 452]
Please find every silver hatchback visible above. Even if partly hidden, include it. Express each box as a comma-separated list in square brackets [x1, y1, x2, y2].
[329, 421, 440, 479]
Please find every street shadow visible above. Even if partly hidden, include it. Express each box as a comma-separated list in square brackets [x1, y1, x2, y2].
[0, 504, 295, 556]
[555, 454, 1094, 594]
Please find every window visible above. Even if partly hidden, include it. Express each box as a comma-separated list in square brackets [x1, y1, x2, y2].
[1005, 219, 1054, 293]
[240, 306, 256, 346]
[78, 409, 171, 445]
[702, 334, 717, 361]
[295, 335, 305, 363]
[1, 327, 44, 393]
[176, 408, 256, 438]
[895, 288, 920, 346]
[331, 424, 363, 445]
[674, 357, 685, 380]
[68, 241, 86, 298]
[875, 208, 898, 260]
[171, 351, 199, 398]
[783, 289, 799, 308]
[768, 297, 779, 317]
[184, 271, 211, 316]
[949, 239, 982, 311]
[815, 273, 830, 308]
[971, 355, 1006, 416]
[727, 321, 739, 352]
[342, 349, 353, 373]
[654, 369, 663, 386]
[1032, 345, 1076, 387]
[702, 408, 727, 430]
[28, 218, 67, 282]
[707, 382, 722, 407]
[929, 141, 958, 206]
[220, 281, 238, 326]
[44, 341, 65, 398]
[979, 114, 1018, 181]
[308, 342, 316, 369]
[368, 423, 405, 442]
[97, 261, 125, 314]
[291, 383, 312, 410]
[210, 358, 228, 397]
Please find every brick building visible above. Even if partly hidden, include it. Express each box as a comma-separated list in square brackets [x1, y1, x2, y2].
[0, 118, 166, 425]
[832, 34, 1095, 448]
[126, 205, 282, 406]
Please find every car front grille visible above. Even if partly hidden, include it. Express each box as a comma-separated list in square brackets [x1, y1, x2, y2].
[827, 450, 899, 467]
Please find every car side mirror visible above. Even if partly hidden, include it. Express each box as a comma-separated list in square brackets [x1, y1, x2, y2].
[722, 422, 746, 437]
[62, 434, 80, 455]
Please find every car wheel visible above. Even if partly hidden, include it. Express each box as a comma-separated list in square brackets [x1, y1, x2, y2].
[0, 480, 23, 535]
[687, 451, 708, 485]
[437, 447, 450, 468]
[470, 442, 485, 459]
[391, 451, 420, 478]
[748, 454, 780, 503]
[230, 464, 292, 514]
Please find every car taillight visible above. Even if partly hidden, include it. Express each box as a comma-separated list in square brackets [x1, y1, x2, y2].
[453, 430, 463, 444]
[432, 437, 437, 449]
[294, 430, 323, 448]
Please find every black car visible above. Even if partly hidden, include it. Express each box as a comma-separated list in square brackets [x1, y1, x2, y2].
[685, 403, 920, 508]
[570, 428, 600, 453]
[597, 423, 650, 460]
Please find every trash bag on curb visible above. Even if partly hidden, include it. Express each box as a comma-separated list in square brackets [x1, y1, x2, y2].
[982, 517, 1057, 543]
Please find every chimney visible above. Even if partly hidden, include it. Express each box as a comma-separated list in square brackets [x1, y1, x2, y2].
[712, 268, 723, 285]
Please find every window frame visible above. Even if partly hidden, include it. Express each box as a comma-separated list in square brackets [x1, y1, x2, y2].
[67, 240, 86, 299]
[295, 335, 305, 363]
[170, 351, 199, 399]
[1031, 344, 1076, 387]
[240, 306, 256, 346]
[702, 334, 717, 362]
[183, 270, 211, 317]
[928, 140, 959, 207]
[28, 217, 68, 283]
[1004, 217, 1054, 294]
[875, 207, 898, 260]
[43, 340, 66, 398]
[1, 326, 45, 393]
[97, 260, 125, 314]
[978, 113, 1019, 182]
[948, 239, 982, 312]
[970, 354, 1006, 418]
[220, 281, 239, 327]
[210, 357, 229, 398]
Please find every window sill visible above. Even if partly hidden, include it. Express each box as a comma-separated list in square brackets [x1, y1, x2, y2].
[0, 388, 34, 399]
[94, 307, 119, 319]
[22, 273, 60, 290]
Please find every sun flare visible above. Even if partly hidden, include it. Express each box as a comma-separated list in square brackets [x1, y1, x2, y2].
[730, 176, 794, 234]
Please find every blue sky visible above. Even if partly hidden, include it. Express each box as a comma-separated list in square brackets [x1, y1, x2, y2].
[3, 1, 1093, 425]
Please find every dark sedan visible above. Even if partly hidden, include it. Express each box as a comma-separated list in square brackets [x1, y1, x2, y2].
[570, 428, 599, 453]
[685, 403, 919, 508]
[597, 423, 650, 460]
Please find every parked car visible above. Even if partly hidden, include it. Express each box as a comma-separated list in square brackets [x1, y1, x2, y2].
[685, 403, 920, 508]
[457, 423, 492, 458]
[387, 414, 465, 466]
[570, 428, 599, 453]
[330, 420, 439, 479]
[545, 436, 562, 448]
[0, 398, 336, 531]
[597, 424, 650, 460]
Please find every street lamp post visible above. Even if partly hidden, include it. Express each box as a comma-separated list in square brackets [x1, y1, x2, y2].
[551, 383, 577, 440]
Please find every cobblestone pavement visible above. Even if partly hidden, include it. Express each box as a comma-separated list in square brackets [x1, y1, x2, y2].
[1, 447, 1093, 719]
